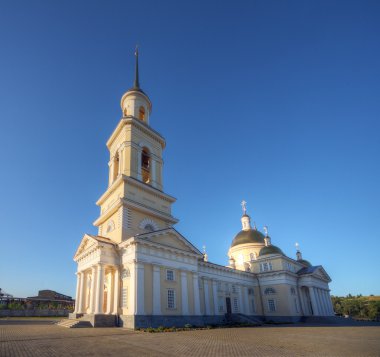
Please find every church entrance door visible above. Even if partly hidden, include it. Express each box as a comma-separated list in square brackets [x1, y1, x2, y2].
[226, 297, 232, 314]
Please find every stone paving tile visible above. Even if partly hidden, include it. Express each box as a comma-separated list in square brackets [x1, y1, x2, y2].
[0, 319, 380, 357]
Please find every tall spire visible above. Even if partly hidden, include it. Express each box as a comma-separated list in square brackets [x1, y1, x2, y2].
[134, 45, 140, 89]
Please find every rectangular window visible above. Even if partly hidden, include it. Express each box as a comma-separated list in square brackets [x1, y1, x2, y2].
[232, 285, 237, 294]
[166, 269, 174, 281]
[233, 297, 239, 312]
[260, 262, 273, 272]
[167, 289, 176, 309]
[268, 299, 276, 312]
[122, 287, 128, 308]
[217, 282, 222, 291]
[248, 288, 254, 295]
[218, 297, 224, 312]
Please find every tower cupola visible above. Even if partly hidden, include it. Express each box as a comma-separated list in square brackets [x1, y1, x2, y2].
[263, 226, 271, 246]
[240, 200, 251, 231]
[120, 47, 152, 124]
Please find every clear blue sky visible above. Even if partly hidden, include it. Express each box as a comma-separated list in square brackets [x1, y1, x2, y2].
[0, 0, 379, 298]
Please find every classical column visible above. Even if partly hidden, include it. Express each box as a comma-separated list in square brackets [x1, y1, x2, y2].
[89, 266, 97, 314]
[94, 264, 104, 314]
[322, 290, 330, 316]
[327, 291, 334, 315]
[238, 286, 244, 314]
[137, 150, 142, 180]
[192, 272, 201, 315]
[108, 161, 114, 186]
[243, 286, 250, 315]
[204, 279, 211, 315]
[153, 265, 161, 315]
[181, 271, 189, 315]
[212, 280, 219, 315]
[74, 272, 81, 313]
[320, 289, 328, 316]
[309, 287, 320, 316]
[135, 263, 145, 315]
[77, 271, 85, 313]
[106, 270, 114, 314]
[150, 158, 157, 188]
[119, 147, 125, 174]
[328, 291, 335, 315]
[112, 268, 120, 315]
[316, 289, 325, 316]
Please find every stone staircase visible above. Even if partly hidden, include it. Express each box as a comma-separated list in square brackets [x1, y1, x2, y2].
[225, 313, 262, 326]
[56, 318, 93, 328]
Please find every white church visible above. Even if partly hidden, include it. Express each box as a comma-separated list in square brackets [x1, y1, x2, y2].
[65, 50, 334, 328]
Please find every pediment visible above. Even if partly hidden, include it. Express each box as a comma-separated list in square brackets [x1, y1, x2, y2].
[298, 265, 331, 282]
[73, 234, 115, 260]
[137, 228, 202, 256]
[314, 266, 331, 282]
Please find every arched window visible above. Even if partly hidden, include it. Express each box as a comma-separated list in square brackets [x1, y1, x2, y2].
[144, 224, 155, 232]
[141, 148, 150, 183]
[139, 106, 145, 121]
[123, 108, 128, 117]
[139, 218, 159, 231]
[264, 288, 276, 295]
[250, 252, 257, 261]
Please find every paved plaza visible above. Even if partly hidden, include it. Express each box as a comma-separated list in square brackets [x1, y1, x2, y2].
[0, 318, 379, 356]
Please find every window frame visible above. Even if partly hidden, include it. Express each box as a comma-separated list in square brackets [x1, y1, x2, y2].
[167, 288, 176, 309]
[166, 269, 175, 281]
[268, 299, 276, 312]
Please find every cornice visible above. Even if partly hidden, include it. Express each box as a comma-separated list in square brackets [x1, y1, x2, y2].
[96, 174, 176, 207]
[136, 238, 200, 259]
[123, 175, 176, 203]
[118, 237, 199, 261]
[93, 198, 123, 226]
[120, 90, 152, 111]
[199, 261, 253, 279]
[121, 197, 179, 224]
[96, 175, 123, 206]
[106, 117, 165, 150]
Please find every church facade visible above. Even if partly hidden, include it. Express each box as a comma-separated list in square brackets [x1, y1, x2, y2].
[70, 51, 334, 328]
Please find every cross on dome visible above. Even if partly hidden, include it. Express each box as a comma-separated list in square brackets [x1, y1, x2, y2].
[241, 200, 247, 215]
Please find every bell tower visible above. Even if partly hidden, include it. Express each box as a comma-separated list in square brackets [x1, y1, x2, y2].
[93, 49, 178, 243]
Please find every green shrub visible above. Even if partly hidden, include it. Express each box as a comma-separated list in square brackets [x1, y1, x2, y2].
[8, 302, 24, 310]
